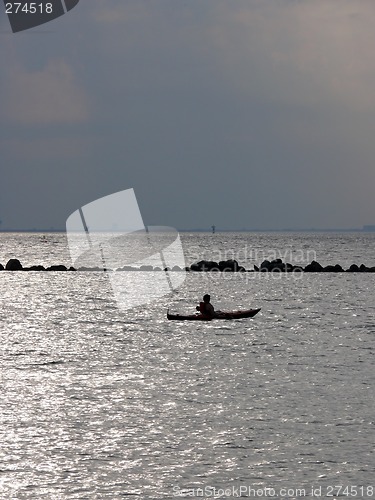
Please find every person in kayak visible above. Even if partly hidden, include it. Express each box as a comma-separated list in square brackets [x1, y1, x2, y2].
[196, 294, 216, 318]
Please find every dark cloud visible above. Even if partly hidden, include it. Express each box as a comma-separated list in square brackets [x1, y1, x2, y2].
[1, 0, 375, 230]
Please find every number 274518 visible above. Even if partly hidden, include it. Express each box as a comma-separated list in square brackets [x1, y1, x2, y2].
[5, 3, 53, 14]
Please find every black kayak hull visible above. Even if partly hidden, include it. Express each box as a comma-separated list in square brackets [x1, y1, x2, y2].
[167, 308, 261, 321]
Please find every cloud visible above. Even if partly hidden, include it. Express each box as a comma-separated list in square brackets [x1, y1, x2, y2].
[91, 1, 149, 25]
[0, 135, 91, 161]
[3, 59, 89, 125]
[1, 0, 375, 229]
[206, 0, 375, 112]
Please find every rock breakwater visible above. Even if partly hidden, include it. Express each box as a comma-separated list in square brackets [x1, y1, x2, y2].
[190, 258, 375, 273]
[1, 257, 375, 272]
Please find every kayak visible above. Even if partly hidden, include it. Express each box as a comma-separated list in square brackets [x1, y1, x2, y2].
[167, 308, 261, 321]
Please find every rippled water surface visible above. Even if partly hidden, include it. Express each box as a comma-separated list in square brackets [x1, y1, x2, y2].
[1, 233, 374, 499]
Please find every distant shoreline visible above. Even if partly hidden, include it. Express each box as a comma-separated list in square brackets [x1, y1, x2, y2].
[180, 228, 375, 233]
[1, 227, 375, 233]
[0, 229, 66, 233]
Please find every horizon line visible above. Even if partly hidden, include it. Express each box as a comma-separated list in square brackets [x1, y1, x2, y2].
[0, 227, 375, 233]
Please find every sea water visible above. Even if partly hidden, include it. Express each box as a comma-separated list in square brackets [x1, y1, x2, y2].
[0, 232, 374, 499]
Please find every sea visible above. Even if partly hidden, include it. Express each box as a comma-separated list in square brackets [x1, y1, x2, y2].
[0, 231, 374, 500]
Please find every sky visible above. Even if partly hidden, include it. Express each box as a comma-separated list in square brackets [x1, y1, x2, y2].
[1, 0, 375, 230]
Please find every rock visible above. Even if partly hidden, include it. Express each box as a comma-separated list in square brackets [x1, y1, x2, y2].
[205, 261, 221, 271]
[190, 259, 244, 272]
[347, 264, 360, 272]
[260, 260, 271, 271]
[258, 259, 294, 272]
[304, 260, 324, 272]
[292, 266, 304, 272]
[190, 263, 201, 271]
[323, 265, 335, 272]
[254, 264, 259, 272]
[269, 260, 285, 272]
[68, 265, 108, 271]
[190, 260, 220, 271]
[360, 264, 370, 272]
[219, 259, 240, 272]
[0, 263, 4, 271]
[323, 264, 343, 272]
[46, 265, 67, 271]
[6, 259, 23, 271]
[24, 265, 45, 271]
[270, 263, 284, 272]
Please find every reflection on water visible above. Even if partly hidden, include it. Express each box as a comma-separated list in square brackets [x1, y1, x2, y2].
[0, 233, 374, 498]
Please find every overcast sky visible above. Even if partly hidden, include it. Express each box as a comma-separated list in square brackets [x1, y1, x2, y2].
[1, 0, 375, 230]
